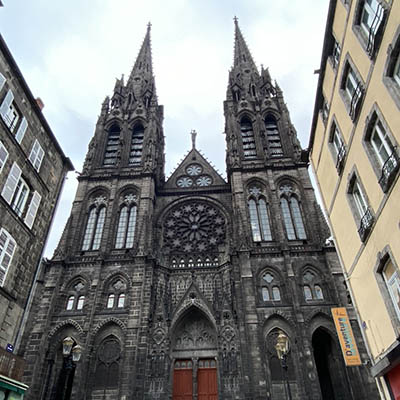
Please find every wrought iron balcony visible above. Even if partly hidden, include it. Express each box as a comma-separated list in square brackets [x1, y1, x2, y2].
[0, 347, 26, 382]
[379, 149, 399, 193]
[336, 143, 346, 174]
[357, 208, 374, 242]
[349, 83, 363, 121]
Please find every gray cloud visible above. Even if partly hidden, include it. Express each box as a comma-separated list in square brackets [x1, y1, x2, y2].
[0, 0, 328, 256]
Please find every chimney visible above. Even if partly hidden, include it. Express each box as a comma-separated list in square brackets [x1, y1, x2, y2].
[35, 97, 44, 110]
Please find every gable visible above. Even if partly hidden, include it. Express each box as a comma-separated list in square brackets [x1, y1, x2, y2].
[164, 148, 226, 190]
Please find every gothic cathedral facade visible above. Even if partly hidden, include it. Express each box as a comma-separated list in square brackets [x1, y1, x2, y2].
[23, 22, 378, 400]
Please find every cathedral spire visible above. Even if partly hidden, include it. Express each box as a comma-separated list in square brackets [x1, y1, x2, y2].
[127, 23, 157, 102]
[232, 17, 259, 76]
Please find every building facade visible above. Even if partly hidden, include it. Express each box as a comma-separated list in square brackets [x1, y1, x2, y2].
[0, 35, 73, 398]
[23, 22, 378, 400]
[309, 0, 400, 398]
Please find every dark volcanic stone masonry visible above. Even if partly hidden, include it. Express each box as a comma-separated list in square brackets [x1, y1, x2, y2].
[22, 22, 379, 400]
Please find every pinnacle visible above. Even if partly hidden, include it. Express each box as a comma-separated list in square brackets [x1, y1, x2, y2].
[232, 18, 259, 76]
[128, 23, 155, 85]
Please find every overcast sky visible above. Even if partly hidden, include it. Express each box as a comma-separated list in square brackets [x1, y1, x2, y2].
[0, 1, 329, 257]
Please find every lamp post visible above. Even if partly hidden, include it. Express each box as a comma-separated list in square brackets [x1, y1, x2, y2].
[275, 330, 293, 400]
[55, 336, 82, 400]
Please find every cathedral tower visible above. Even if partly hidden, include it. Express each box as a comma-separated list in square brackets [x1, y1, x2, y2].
[22, 22, 378, 400]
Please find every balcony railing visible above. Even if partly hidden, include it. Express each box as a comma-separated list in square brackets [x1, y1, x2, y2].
[336, 143, 346, 174]
[379, 149, 399, 193]
[358, 207, 374, 242]
[349, 83, 363, 121]
[0, 347, 26, 382]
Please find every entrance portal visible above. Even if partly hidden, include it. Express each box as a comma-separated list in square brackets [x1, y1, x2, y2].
[198, 359, 218, 400]
[312, 327, 350, 400]
[173, 360, 193, 400]
[172, 308, 218, 399]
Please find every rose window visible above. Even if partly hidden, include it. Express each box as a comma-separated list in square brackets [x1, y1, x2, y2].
[177, 176, 194, 188]
[196, 175, 213, 187]
[186, 164, 203, 176]
[164, 201, 225, 253]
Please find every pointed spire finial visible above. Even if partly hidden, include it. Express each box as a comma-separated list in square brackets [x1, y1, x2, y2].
[233, 16, 238, 25]
[191, 129, 197, 150]
[232, 18, 259, 75]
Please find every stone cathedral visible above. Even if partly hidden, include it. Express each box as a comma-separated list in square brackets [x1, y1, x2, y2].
[22, 21, 378, 400]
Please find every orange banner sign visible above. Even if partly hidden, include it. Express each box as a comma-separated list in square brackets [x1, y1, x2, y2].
[331, 307, 361, 366]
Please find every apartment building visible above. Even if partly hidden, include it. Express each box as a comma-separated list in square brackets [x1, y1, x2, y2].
[0, 35, 73, 399]
[309, 0, 400, 398]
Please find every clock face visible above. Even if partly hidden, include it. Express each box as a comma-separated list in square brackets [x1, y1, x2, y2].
[177, 176, 193, 188]
[196, 175, 212, 187]
[186, 164, 203, 176]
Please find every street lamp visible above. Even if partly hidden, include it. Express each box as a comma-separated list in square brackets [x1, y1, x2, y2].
[55, 336, 82, 400]
[275, 330, 293, 400]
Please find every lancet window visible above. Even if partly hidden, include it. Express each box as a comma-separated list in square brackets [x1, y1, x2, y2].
[129, 123, 144, 164]
[247, 185, 272, 242]
[115, 193, 137, 249]
[279, 183, 306, 240]
[103, 124, 120, 166]
[303, 269, 324, 301]
[240, 116, 257, 158]
[261, 271, 281, 302]
[82, 195, 107, 251]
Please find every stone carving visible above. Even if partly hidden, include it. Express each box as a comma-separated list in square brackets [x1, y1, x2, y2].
[163, 201, 225, 254]
[174, 318, 216, 350]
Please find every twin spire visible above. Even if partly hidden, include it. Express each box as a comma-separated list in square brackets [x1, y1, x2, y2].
[126, 18, 259, 91]
[128, 22, 154, 86]
[233, 17, 259, 75]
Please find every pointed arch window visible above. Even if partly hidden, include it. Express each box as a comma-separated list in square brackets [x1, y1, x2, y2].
[260, 271, 281, 303]
[103, 124, 120, 166]
[279, 184, 306, 240]
[129, 123, 144, 164]
[240, 117, 257, 158]
[82, 196, 107, 251]
[105, 279, 127, 310]
[265, 115, 283, 157]
[303, 269, 324, 301]
[94, 337, 121, 389]
[248, 186, 272, 242]
[115, 194, 137, 249]
[65, 280, 87, 311]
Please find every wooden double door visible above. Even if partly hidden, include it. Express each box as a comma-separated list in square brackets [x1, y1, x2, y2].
[173, 359, 218, 400]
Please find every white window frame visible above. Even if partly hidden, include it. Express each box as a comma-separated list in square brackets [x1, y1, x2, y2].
[332, 125, 344, 157]
[1, 162, 22, 205]
[29, 139, 45, 172]
[345, 68, 360, 101]
[0, 228, 17, 287]
[383, 260, 400, 321]
[394, 53, 400, 86]
[0, 141, 8, 173]
[370, 119, 393, 167]
[360, 0, 384, 38]
[11, 177, 29, 217]
[0, 72, 5, 92]
[351, 180, 368, 218]
[332, 39, 341, 69]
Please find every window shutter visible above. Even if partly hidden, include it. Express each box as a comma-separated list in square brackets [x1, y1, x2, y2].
[0, 73, 5, 92]
[0, 141, 8, 171]
[1, 162, 21, 204]
[24, 191, 41, 229]
[0, 90, 14, 119]
[15, 117, 28, 143]
[35, 144, 44, 171]
[0, 229, 16, 286]
[29, 140, 45, 171]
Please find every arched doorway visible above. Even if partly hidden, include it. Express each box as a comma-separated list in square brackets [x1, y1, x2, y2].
[172, 307, 218, 400]
[312, 328, 351, 400]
